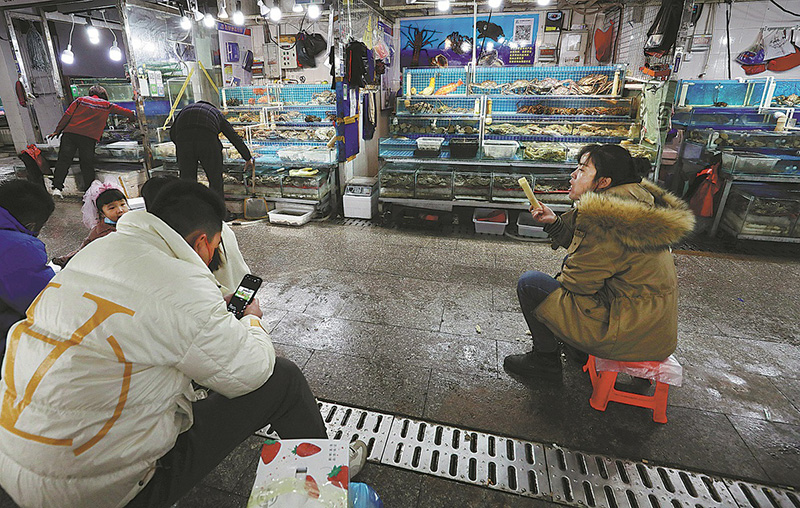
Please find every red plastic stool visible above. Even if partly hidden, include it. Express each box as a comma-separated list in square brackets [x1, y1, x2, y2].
[582, 355, 682, 424]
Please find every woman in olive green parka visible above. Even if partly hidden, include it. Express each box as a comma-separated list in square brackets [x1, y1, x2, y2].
[504, 144, 695, 380]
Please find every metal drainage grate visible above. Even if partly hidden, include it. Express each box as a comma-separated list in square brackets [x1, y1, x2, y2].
[318, 401, 395, 463]
[382, 416, 549, 499]
[724, 479, 800, 508]
[547, 446, 737, 507]
[254, 402, 800, 508]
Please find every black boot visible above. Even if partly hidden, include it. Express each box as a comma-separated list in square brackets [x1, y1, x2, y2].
[503, 351, 562, 380]
[561, 342, 589, 365]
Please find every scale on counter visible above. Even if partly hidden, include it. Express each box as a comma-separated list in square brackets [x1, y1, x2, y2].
[343, 177, 378, 219]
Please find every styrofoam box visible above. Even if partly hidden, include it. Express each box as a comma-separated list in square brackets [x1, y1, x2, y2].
[96, 169, 148, 198]
[267, 204, 315, 226]
[517, 212, 548, 238]
[473, 208, 508, 235]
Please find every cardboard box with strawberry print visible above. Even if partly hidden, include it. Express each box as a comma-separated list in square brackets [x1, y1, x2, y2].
[247, 438, 349, 508]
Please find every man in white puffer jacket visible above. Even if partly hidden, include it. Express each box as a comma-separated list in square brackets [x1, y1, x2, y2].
[0, 181, 326, 508]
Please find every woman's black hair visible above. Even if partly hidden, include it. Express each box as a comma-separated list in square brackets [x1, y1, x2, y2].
[577, 144, 651, 188]
[95, 188, 126, 214]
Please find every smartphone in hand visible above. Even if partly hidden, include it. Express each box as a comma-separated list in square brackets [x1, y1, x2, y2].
[227, 274, 263, 319]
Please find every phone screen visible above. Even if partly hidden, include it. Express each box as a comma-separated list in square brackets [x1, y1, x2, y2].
[227, 274, 263, 318]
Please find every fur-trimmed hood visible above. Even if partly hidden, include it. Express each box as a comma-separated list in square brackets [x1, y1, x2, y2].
[575, 179, 695, 251]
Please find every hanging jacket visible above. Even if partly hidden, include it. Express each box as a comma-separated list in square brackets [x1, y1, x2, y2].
[0, 210, 274, 508]
[345, 41, 369, 90]
[0, 206, 54, 352]
[534, 180, 695, 361]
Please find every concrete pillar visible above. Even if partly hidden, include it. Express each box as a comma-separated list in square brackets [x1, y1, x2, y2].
[0, 20, 37, 152]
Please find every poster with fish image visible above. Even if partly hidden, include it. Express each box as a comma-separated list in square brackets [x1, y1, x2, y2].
[400, 13, 539, 68]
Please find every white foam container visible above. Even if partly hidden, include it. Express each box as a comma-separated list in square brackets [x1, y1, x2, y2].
[517, 212, 548, 238]
[416, 137, 445, 150]
[483, 140, 519, 159]
[473, 208, 507, 235]
[267, 204, 315, 226]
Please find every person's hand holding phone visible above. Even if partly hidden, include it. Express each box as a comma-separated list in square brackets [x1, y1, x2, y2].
[224, 294, 263, 318]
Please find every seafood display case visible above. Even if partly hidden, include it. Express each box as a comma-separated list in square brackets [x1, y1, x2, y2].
[379, 65, 658, 212]
[720, 185, 800, 239]
[674, 79, 770, 109]
[217, 84, 338, 210]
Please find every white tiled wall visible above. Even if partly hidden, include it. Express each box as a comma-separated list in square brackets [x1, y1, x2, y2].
[674, 0, 800, 80]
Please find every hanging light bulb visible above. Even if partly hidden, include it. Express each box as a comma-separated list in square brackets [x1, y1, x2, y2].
[436, 0, 449, 10]
[109, 41, 122, 61]
[487, 0, 501, 8]
[85, 17, 100, 44]
[292, 2, 303, 12]
[307, 3, 320, 19]
[61, 14, 76, 64]
[61, 44, 74, 64]
[536, 0, 551, 5]
[232, 1, 244, 24]
[101, 10, 122, 62]
[269, 4, 282, 22]
[218, 0, 229, 19]
[203, 12, 215, 27]
[180, 15, 192, 29]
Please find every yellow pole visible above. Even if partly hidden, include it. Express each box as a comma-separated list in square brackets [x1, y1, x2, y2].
[163, 67, 195, 128]
[198, 61, 219, 94]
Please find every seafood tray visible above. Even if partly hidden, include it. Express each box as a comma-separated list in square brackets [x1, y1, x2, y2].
[470, 74, 615, 96]
[492, 173, 533, 202]
[225, 111, 261, 124]
[281, 172, 329, 201]
[534, 175, 572, 205]
[619, 141, 657, 162]
[714, 131, 800, 151]
[250, 172, 283, 198]
[223, 172, 249, 198]
[277, 147, 336, 164]
[515, 101, 631, 116]
[415, 170, 453, 200]
[396, 96, 479, 116]
[390, 118, 479, 136]
[454, 172, 491, 201]
[522, 142, 567, 162]
[486, 122, 573, 137]
[94, 141, 143, 160]
[379, 167, 416, 198]
[721, 187, 800, 237]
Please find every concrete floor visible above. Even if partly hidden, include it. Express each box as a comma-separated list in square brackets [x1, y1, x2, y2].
[2, 199, 799, 507]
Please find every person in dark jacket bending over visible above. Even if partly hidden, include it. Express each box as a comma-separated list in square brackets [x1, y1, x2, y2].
[0, 180, 55, 363]
[169, 101, 255, 198]
[48, 85, 136, 196]
[504, 144, 695, 380]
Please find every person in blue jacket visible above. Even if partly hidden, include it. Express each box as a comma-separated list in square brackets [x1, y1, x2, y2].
[0, 180, 55, 361]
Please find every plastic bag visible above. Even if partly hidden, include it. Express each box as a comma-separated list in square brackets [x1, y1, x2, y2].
[735, 31, 765, 66]
[349, 482, 383, 508]
[763, 29, 795, 61]
[594, 355, 683, 386]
